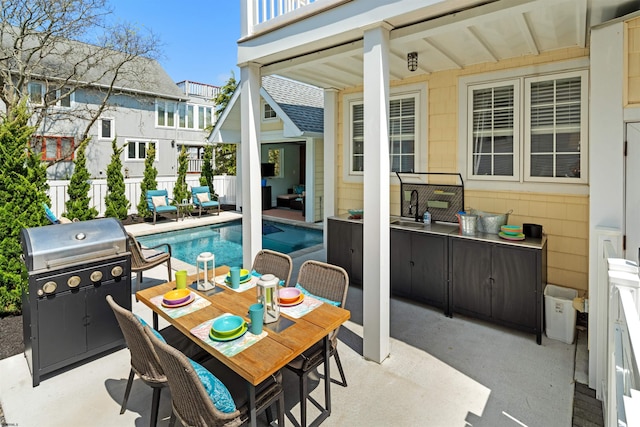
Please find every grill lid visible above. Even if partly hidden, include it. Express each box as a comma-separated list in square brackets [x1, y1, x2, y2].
[21, 218, 128, 272]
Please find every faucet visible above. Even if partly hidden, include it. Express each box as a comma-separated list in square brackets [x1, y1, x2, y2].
[408, 189, 421, 222]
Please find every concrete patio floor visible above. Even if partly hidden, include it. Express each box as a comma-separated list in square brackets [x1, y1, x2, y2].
[0, 215, 585, 426]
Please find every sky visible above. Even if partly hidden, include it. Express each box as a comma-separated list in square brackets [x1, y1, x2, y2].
[108, 0, 241, 87]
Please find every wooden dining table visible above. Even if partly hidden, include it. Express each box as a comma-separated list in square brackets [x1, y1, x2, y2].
[136, 266, 351, 427]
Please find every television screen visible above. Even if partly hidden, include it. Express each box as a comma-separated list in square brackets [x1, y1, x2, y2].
[261, 163, 276, 177]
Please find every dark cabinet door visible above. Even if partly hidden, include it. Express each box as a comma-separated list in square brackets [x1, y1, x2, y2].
[328, 220, 352, 274]
[390, 230, 412, 297]
[350, 222, 363, 286]
[86, 279, 128, 351]
[491, 244, 537, 329]
[450, 238, 491, 317]
[37, 292, 86, 368]
[411, 233, 447, 307]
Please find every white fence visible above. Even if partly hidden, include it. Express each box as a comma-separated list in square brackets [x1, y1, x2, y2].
[48, 175, 237, 218]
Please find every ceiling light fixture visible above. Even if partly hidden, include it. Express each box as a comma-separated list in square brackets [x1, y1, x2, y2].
[407, 52, 418, 72]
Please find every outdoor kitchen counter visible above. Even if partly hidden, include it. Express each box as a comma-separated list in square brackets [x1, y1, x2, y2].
[327, 215, 547, 343]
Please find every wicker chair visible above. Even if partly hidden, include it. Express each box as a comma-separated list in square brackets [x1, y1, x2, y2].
[143, 326, 285, 427]
[128, 233, 172, 294]
[284, 260, 349, 427]
[251, 249, 293, 287]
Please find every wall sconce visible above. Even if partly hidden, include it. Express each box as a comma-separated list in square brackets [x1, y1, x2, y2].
[407, 52, 418, 72]
[171, 140, 175, 148]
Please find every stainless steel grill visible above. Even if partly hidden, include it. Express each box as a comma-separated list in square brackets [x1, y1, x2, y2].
[20, 218, 131, 387]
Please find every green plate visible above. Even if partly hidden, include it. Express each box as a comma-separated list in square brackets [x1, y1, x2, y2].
[209, 323, 248, 342]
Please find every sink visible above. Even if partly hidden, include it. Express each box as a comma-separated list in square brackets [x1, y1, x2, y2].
[391, 219, 425, 228]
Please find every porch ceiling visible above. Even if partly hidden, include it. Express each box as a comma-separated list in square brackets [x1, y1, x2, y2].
[259, 0, 633, 89]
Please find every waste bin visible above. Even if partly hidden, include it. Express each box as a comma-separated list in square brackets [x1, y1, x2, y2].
[544, 284, 578, 344]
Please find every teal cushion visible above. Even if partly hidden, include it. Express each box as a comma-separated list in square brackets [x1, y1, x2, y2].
[294, 283, 341, 306]
[188, 359, 236, 413]
[294, 185, 305, 195]
[134, 314, 166, 343]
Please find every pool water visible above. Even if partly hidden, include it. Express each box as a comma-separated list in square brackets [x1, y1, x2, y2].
[136, 220, 323, 268]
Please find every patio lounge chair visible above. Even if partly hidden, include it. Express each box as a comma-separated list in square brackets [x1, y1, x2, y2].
[285, 260, 349, 427]
[128, 233, 172, 295]
[106, 295, 210, 427]
[251, 249, 293, 287]
[143, 325, 285, 427]
[191, 186, 220, 216]
[146, 189, 178, 225]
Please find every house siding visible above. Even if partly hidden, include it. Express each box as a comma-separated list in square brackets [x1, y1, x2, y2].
[314, 139, 324, 222]
[336, 46, 590, 292]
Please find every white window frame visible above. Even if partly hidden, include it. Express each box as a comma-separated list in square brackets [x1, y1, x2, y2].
[267, 147, 284, 178]
[198, 105, 213, 129]
[99, 118, 115, 140]
[342, 82, 427, 183]
[27, 82, 45, 105]
[156, 100, 176, 128]
[125, 139, 158, 162]
[262, 102, 277, 122]
[458, 59, 589, 194]
[45, 86, 73, 108]
[467, 79, 521, 182]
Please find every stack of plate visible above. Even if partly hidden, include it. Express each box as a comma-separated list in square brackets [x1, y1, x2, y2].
[161, 289, 195, 308]
[209, 315, 247, 341]
[279, 288, 305, 307]
[224, 269, 251, 286]
[499, 225, 525, 241]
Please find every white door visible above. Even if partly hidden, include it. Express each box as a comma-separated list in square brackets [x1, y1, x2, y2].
[625, 122, 640, 262]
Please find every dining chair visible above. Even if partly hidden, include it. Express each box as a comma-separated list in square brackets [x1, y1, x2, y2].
[143, 325, 286, 427]
[251, 249, 293, 287]
[284, 260, 349, 427]
[128, 233, 172, 295]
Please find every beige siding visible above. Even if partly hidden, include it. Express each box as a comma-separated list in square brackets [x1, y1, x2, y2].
[626, 17, 640, 105]
[336, 46, 590, 292]
[314, 139, 324, 222]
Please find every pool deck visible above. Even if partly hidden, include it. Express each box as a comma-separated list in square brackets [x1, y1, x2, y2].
[127, 210, 243, 237]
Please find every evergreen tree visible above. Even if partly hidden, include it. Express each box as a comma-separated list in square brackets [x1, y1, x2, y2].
[173, 145, 190, 204]
[0, 103, 49, 314]
[104, 138, 130, 220]
[137, 145, 158, 218]
[64, 138, 98, 221]
[199, 144, 217, 199]
[213, 74, 238, 175]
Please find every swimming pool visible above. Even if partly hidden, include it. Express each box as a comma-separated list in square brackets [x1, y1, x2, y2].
[136, 220, 323, 268]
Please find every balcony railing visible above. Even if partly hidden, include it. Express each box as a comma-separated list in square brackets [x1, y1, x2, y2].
[242, 0, 351, 37]
[606, 249, 640, 426]
[177, 81, 220, 100]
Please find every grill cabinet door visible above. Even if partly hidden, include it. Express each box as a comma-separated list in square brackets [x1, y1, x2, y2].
[37, 292, 86, 368]
[86, 278, 129, 350]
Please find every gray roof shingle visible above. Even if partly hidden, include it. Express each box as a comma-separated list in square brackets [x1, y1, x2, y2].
[262, 75, 323, 134]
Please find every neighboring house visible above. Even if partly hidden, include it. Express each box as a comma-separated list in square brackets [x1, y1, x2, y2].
[235, 0, 639, 406]
[209, 75, 324, 222]
[2, 36, 217, 180]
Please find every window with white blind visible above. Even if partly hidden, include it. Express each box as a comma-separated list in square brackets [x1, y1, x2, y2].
[525, 72, 586, 182]
[464, 68, 587, 185]
[348, 92, 419, 175]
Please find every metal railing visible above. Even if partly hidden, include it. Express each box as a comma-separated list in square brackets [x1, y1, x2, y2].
[48, 175, 237, 218]
[606, 251, 640, 426]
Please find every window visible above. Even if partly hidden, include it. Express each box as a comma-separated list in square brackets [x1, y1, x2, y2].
[156, 101, 175, 127]
[45, 87, 72, 108]
[126, 140, 157, 161]
[198, 106, 213, 129]
[469, 81, 519, 180]
[463, 68, 587, 185]
[99, 118, 114, 140]
[348, 92, 419, 174]
[32, 136, 75, 161]
[28, 82, 44, 105]
[263, 103, 277, 121]
[267, 148, 283, 177]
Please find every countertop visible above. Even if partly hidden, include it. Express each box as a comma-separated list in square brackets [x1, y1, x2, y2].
[329, 215, 546, 250]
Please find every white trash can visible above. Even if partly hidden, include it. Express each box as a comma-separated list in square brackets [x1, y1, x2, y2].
[544, 284, 578, 344]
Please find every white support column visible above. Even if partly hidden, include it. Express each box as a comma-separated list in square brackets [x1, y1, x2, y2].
[362, 23, 391, 364]
[240, 63, 263, 269]
[305, 137, 315, 222]
[323, 88, 338, 248]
